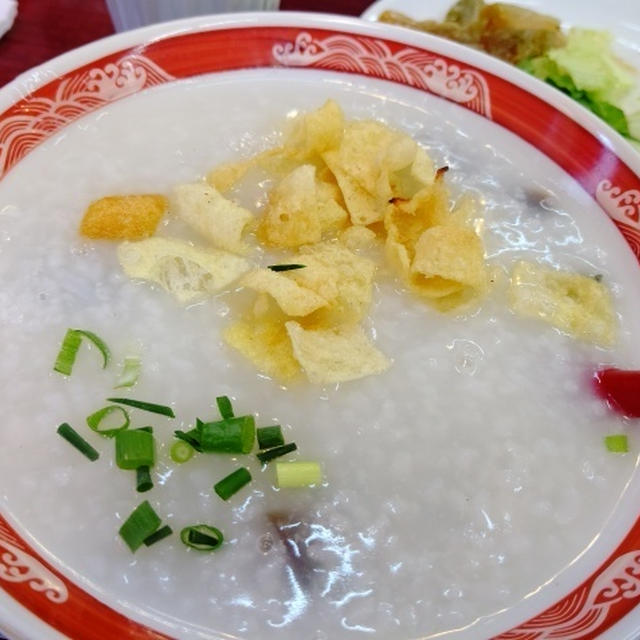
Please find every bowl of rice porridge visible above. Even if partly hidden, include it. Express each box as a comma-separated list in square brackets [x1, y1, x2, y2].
[1, 12, 640, 640]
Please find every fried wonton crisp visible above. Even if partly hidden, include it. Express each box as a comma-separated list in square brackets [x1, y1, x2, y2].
[289, 242, 376, 326]
[173, 183, 254, 255]
[224, 317, 300, 381]
[118, 237, 249, 304]
[241, 269, 328, 317]
[259, 165, 322, 248]
[508, 261, 616, 346]
[284, 99, 344, 161]
[80, 195, 167, 240]
[285, 321, 390, 384]
[410, 225, 487, 303]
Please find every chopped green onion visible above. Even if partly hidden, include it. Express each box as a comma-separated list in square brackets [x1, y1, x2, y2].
[174, 429, 203, 452]
[216, 395, 234, 419]
[86, 405, 130, 438]
[136, 426, 153, 433]
[56, 423, 99, 461]
[180, 524, 224, 551]
[54, 329, 111, 375]
[143, 524, 173, 547]
[605, 434, 628, 453]
[199, 416, 255, 454]
[107, 397, 175, 418]
[257, 425, 284, 450]
[53, 329, 82, 376]
[275, 461, 322, 488]
[136, 466, 153, 493]
[267, 264, 306, 272]
[75, 330, 110, 369]
[119, 500, 161, 552]
[115, 356, 141, 388]
[214, 467, 252, 500]
[257, 442, 297, 465]
[115, 429, 155, 470]
[170, 440, 195, 464]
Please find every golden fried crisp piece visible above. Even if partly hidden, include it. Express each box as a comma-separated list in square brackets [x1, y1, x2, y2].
[285, 321, 390, 384]
[172, 183, 254, 255]
[259, 164, 322, 248]
[289, 241, 376, 326]
[339, 225, 378, 251]
[284, 99, 344, 161]
[206, 160, 252, 193]
[224, 316, 300, 381]
[258, 165, 349, 248]
[118, 237, 249, 304]
[241, 269, 328, 317]
[384, 177, 452, 278]
[508, 261, 616, 346]
[80, 195, 167, 240]
[410, 225, 487, 299]
[316, 179, 349, 234]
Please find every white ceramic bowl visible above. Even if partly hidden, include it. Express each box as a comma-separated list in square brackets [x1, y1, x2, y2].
[1, 12, 640, 640]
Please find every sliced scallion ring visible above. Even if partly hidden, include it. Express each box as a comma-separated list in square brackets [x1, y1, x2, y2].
[54, 329, 111, 375]
[115, 356, 141, 388]
[213, 467, 251, 501]
[257, 442, 297, 465]
[170, 440, 195, 464]
[119, 500, 161, 552]
[86, 405, 130, 438]
[605, 434, 628, 453]
[180, 524, 224, 551]
[257, 425, 284, 450]
[107, 397, 175, 418]
[216, 395, 234, 419]
[143, 524, 173, 547]
[57, 423, 99, 461]
[136, 465, 153, 493]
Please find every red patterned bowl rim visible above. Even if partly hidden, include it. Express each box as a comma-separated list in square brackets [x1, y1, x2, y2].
[1, 12, 640, 640]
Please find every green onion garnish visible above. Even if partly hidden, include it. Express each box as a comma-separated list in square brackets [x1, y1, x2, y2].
[199, 416, 255, 454]
[267, 264, 306, 272]
[180, 524, 224, 551]
[174, 429, 203, 452]
[119, 500, 161, 552]
[275, 461, 322, 488]
[214, 467, 252, 500]
[136, 465, 153, 493]
[115, 429, 155, 470]
[216, 395, 234, 419]
[115, 356, 141, 388]
[53, 329, 110, 375]
[143, 524, 173, 547]
[56, 423, 99, 461]
[257, 425, 284, 450]
[170, 440, 195, 464]
[257, 442, 297, 464]
[107, 397, 175, 418]
[53, 330, 82, 376]
[605, 434, 628, 453]
[86, 405, 130, 438]
[136, 426, 153, 434]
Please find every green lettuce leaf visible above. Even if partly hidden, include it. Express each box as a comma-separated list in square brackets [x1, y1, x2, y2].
[520, 29, 639, 141]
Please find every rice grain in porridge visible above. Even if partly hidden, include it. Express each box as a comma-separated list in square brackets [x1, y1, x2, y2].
[0, 70, 639, 640]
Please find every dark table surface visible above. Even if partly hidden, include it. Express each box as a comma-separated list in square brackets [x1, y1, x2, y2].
[0, 0, 376, 88]
[0, 1, 374, 636]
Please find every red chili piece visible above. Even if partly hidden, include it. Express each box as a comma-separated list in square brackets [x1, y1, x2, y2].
[593, 368, 640, 418]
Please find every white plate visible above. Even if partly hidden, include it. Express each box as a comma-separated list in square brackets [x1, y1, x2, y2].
[1, 11, 640, 640]
[361, 0, 640, 68]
